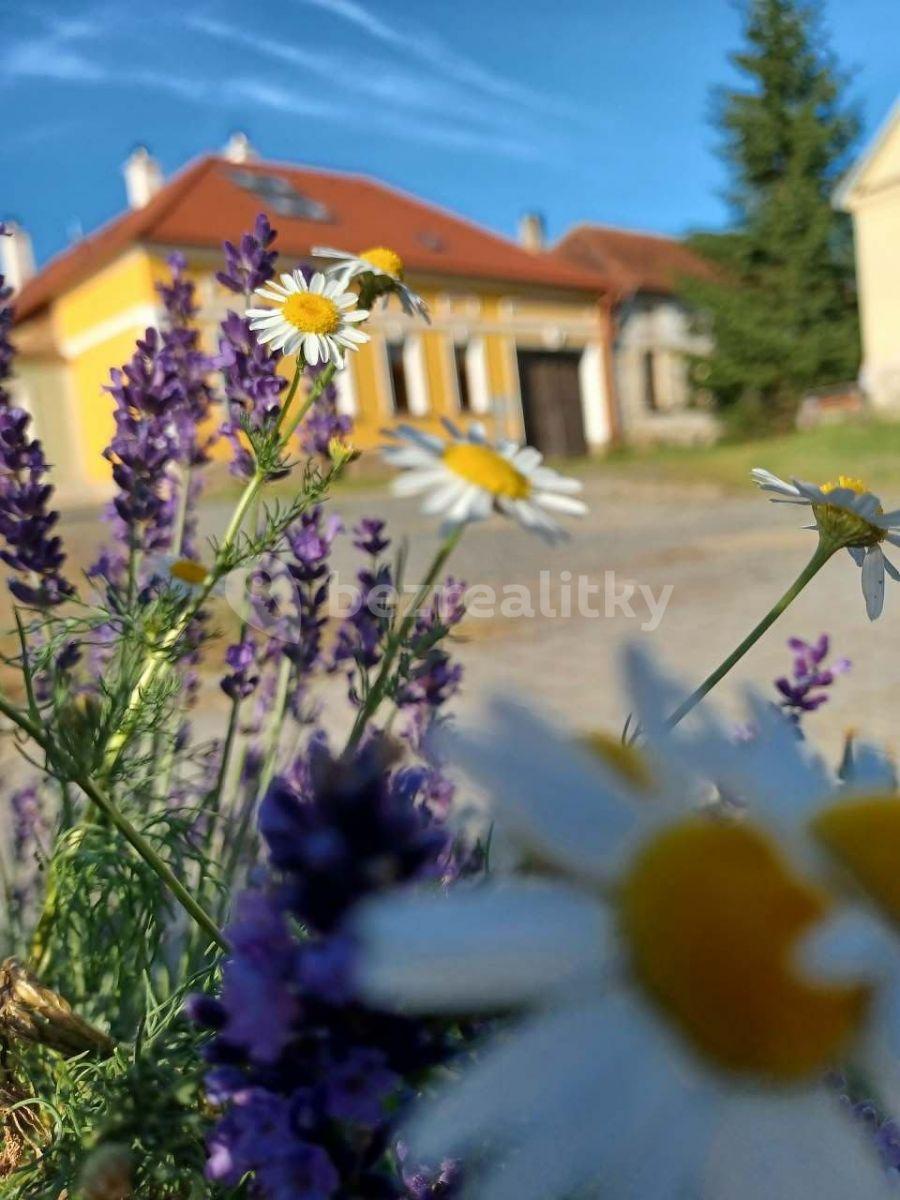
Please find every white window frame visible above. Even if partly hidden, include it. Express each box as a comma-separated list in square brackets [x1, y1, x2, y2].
[578, 343, 612, 447]
[384, 336, 429, 416]
[334, 358, 358, 417]
[457, 337, 491, 416]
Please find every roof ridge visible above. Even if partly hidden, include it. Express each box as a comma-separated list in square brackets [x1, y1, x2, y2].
[556, 221, 691, 247]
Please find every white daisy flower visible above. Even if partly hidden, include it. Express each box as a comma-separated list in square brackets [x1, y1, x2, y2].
[312, 245, 430, 321]
[752, 469, 900, 620]
[143, 554, 212, 597]
[355, 670, 893, 1200]
[628, 644, 900, 1116]
[383, 421, 587, 543]
[246, 270, 369, 367]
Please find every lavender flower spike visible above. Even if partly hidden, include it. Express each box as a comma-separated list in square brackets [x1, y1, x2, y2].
[1, 266, 15, 409]
[0, 407, 74, 606]
[217, 213, 277, 297]
[775, 633, 850, 725]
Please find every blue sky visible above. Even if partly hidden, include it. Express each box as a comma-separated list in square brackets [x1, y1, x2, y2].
[3, 0, 899, 266]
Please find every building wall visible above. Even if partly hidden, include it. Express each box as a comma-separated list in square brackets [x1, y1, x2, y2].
[612, 293, 717, 446]
[847, 186, 900, 411]
[13, 250, 613, 497]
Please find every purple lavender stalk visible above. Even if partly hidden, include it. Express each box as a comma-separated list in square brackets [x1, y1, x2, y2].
[188, 735, 464, 1198]
[215, 214, 286, 477]
[98, 254, 214, 573]
[775, 634, 850, 724]
[0, 407, 74, 606]
[0, 265, 14, 409]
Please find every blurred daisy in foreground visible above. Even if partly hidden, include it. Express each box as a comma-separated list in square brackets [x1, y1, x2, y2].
[753, 470, 900, 619]
[383, 421, 587, 543]
[312, 245, 429, 320]
[247, 270, 369, 366]
[355, 654, 896, 1200]
[634, 644, 900, 1111]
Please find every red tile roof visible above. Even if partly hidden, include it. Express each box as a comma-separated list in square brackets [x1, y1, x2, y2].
[553, 224, 715, 298]
[14, 156, 606, 321]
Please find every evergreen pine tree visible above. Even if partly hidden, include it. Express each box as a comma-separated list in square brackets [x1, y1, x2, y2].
[683, 0, 860, 431]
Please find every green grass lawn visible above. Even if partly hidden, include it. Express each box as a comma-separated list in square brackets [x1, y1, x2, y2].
[201, 418, 900, 504]
[586, 420, 900, 494]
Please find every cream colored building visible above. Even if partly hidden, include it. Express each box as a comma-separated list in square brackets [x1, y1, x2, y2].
[836, 100, 900, 410]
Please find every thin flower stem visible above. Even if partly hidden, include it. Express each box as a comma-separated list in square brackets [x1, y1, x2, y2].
[344, 526, 465, 753]
[0, 690, 227, 953]
[664, 536, 838, 730]
[103, 468, 266, 775]
[255, 654, 293, 801]
[273, 358, 305, 436]
[277, 360, 338, 449]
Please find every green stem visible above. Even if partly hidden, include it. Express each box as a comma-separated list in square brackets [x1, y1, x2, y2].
[664, 536, 838, 730]
[345, 527, 464, 753]
[102, 468, 266, 775]
[0, 691, 227, 953]
[277, 360, 338, 449]
[255, 655, 293, 802]
[273, 358, 305, 436]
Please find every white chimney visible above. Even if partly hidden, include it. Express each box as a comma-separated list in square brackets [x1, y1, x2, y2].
[123, 146, 163, 210]
[0, 222, 35, 291]
[518, 211, 546, 253]
[223, 132, 257, 163]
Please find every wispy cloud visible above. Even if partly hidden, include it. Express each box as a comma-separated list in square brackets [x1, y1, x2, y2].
[185, 12, 544, 160]
[296, 0, 589, 120]
[1, 0, 564, 163]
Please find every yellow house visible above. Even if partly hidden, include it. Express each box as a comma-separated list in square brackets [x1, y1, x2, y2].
[4, 145, 616, 500]
[836, 100, 900, 411]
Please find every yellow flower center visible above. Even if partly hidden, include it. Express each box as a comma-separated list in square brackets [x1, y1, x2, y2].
[169, 559, 208, 586]
[619, 818, 868, 1081]
[442, 444, 531, 500]
[813, 475, 884, 549]
[583, 730, 653, 792]
[811, 796, 900, 924]
[281, 292, 342, 335]
[360, 247, 404, 279]
[820, 475, 868, 496]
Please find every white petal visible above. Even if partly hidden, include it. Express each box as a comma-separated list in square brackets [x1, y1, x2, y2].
[464, 486, 493, 521]
[884, 552, 900, 583]
[309, 271, 326, 294]
[421, 477, 470, 516]
[862, 545, 886, 620]
[848, 546, 866, 566]
[704, 1088, 896, 1200]
[508, 499, 566, 543]
[385, 425, 446, 454]
[751, 468, 802, 498]
[405, 1000, 615, 1161]
[310, 245, 349, 260]
[513, 446, 543, 472]
[532, 491, 588, 516]
[477, 998, 708, 1200]
[389, 470, 446, 500]
[841, 741, 897, 794]
[302, 334, 319, 365]
[381, 445, 438, 470]
[444, 483, 485, 524]
[448, 698, 639, 880]
[528, 466, 584, 494]
[355, 880, 610, 1012]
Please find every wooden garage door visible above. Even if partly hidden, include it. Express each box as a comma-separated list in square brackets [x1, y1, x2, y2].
[516, 350, 588, 458]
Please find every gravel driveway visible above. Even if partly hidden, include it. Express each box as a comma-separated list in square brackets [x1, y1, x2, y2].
[49, 471, 900, 761]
